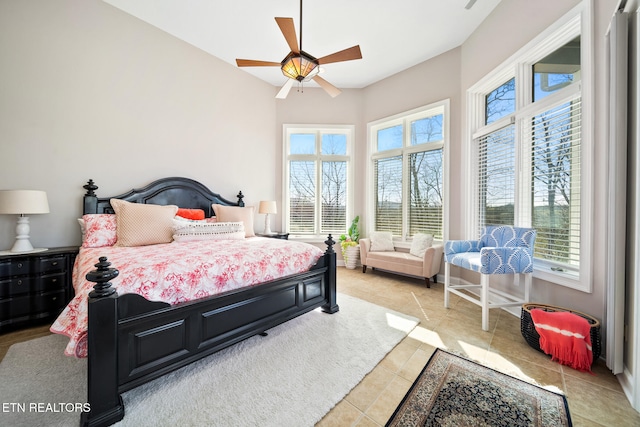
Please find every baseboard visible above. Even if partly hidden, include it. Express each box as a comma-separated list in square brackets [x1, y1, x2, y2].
[618, 366, 640, 412]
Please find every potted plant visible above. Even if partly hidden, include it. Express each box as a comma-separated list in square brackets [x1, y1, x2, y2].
[339, 216, 360, 269]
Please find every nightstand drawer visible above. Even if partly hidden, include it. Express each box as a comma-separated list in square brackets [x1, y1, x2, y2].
[33, 255, 67, 274]
[0, 255, 66, 278]
[0, 289, 66, 322]
[33, 289, 66, 314]
[0, 258, 32, 277]
[0, 260, 11, 277]
[0, 272, 66, 298]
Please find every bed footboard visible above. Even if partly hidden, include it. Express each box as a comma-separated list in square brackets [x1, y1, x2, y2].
[80, 237, 338, 427]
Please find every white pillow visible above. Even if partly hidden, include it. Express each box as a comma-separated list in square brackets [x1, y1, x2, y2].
[172, 220, 245, 242]
[410, 233, 434, 258]
[369, 231, 395, 252]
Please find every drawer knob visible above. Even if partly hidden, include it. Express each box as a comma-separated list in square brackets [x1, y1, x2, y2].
[17, 262, 23, 269]
[52, 278, 57, 283]
[52, 261, 58, 266]
[17, 279, 22, 285]
[52, 297, 57, 301]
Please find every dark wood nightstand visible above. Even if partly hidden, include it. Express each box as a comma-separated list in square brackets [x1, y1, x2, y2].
[256, 232, 289, 240]
[0, 246, 78, 332]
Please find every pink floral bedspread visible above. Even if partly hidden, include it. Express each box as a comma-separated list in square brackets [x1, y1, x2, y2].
[50, 238, 324, 358]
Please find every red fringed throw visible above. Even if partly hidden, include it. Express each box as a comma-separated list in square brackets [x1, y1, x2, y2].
[530, 308, 593, 373]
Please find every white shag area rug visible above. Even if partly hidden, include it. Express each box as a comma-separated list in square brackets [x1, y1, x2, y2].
[0, 294, 418, 427]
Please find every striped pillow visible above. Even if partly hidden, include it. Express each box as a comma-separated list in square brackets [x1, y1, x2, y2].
[172, 220, 245, 242]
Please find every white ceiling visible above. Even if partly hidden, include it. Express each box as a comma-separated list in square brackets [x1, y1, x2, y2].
[103, 0, 501, 90]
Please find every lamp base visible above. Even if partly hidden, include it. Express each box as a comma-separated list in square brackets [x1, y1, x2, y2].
[263, 213, 274, 235]
[5, 215, 47, 255]
[0, 248, 48, 256]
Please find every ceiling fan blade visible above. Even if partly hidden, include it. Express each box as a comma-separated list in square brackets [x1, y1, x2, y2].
[236, 59, 281, 67]
[316, 45, 362, 65]
[276, 79, 295, 99]
[313, 75, 342, 98]
[275, 17, 299, 53]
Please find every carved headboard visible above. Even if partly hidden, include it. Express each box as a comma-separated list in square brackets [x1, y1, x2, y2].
[82, 177, 245, 217]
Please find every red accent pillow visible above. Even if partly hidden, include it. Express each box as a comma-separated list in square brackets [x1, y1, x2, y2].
[176, 208, 205, 221]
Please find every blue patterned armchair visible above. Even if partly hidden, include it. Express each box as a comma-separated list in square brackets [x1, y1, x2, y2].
[444, 225, 536, 331]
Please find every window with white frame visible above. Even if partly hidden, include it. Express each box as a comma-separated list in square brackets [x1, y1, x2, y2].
[467, 4, 592, 291]
[369, 101, 448, 241]
[284, 125, 354, 237]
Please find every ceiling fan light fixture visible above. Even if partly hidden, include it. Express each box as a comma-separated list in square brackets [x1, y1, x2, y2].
[281, 51, 319, 82]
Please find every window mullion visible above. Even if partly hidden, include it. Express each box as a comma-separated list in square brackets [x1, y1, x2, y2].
[315, 131, 322, 235]
[402, 152, 409, 240]
[516, 116, 532, 228]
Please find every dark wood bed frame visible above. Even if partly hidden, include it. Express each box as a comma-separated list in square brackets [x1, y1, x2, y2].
[78, 177, 338, 427]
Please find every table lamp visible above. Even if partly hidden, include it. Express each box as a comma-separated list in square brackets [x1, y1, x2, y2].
[0, 190, 50, 253]
[258, 201, 277, 235]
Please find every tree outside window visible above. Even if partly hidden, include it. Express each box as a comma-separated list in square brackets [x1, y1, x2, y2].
[370, 102, 448, 241]
[286, 126, 354, 237]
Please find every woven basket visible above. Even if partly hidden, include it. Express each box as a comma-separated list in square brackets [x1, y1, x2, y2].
[520, 303, 601, 363]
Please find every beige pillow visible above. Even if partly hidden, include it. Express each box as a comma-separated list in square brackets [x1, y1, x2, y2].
[111, 199, 178, 247]
[212, 204, 255, 237]
[410, 233, 434, 258]
[369, 231, 395, 252]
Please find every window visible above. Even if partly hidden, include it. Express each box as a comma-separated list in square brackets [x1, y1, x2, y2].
[369, 101, 448, 241]
[284, 125, 354, 237]
[467, 4, 592, 291]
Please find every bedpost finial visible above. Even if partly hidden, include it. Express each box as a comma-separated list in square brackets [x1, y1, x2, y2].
[324, 234, 336, 254]
[84, 179, 98, 197]
[87, 256, 119, 298]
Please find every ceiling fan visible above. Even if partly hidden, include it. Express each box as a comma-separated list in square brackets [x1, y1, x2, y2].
[235, 0, 362, 99]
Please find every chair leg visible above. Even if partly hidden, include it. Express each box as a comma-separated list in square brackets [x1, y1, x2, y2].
[362, 265, 367, 273]
[481, 273, 490, 331]
[444, 262, 451, 308]
[425, 277, 431, 288]
[523, 273, 531, 302]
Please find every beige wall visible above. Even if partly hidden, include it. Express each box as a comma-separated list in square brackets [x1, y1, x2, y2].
[0, 0, 625, 345]
[0, 0, 278, 249]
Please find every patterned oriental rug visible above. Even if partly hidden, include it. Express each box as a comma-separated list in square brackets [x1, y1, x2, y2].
[387, 349, 572, 427]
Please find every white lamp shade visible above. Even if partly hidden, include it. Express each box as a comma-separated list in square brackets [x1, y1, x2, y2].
[0, 190, 50, 214]
[258, 201, 277, 215]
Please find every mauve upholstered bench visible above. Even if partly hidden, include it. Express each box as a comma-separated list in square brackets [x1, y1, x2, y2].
[359, 235, 443, 288]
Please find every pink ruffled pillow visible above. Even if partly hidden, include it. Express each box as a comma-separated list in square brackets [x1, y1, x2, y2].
[82, 214, 117, 248]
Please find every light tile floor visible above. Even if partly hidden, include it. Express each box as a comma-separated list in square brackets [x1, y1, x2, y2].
[317, 267, 640, 427]
[1, 267, 638, 426]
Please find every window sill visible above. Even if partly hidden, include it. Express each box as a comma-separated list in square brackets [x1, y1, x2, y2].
[533, 261, 590, 293]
